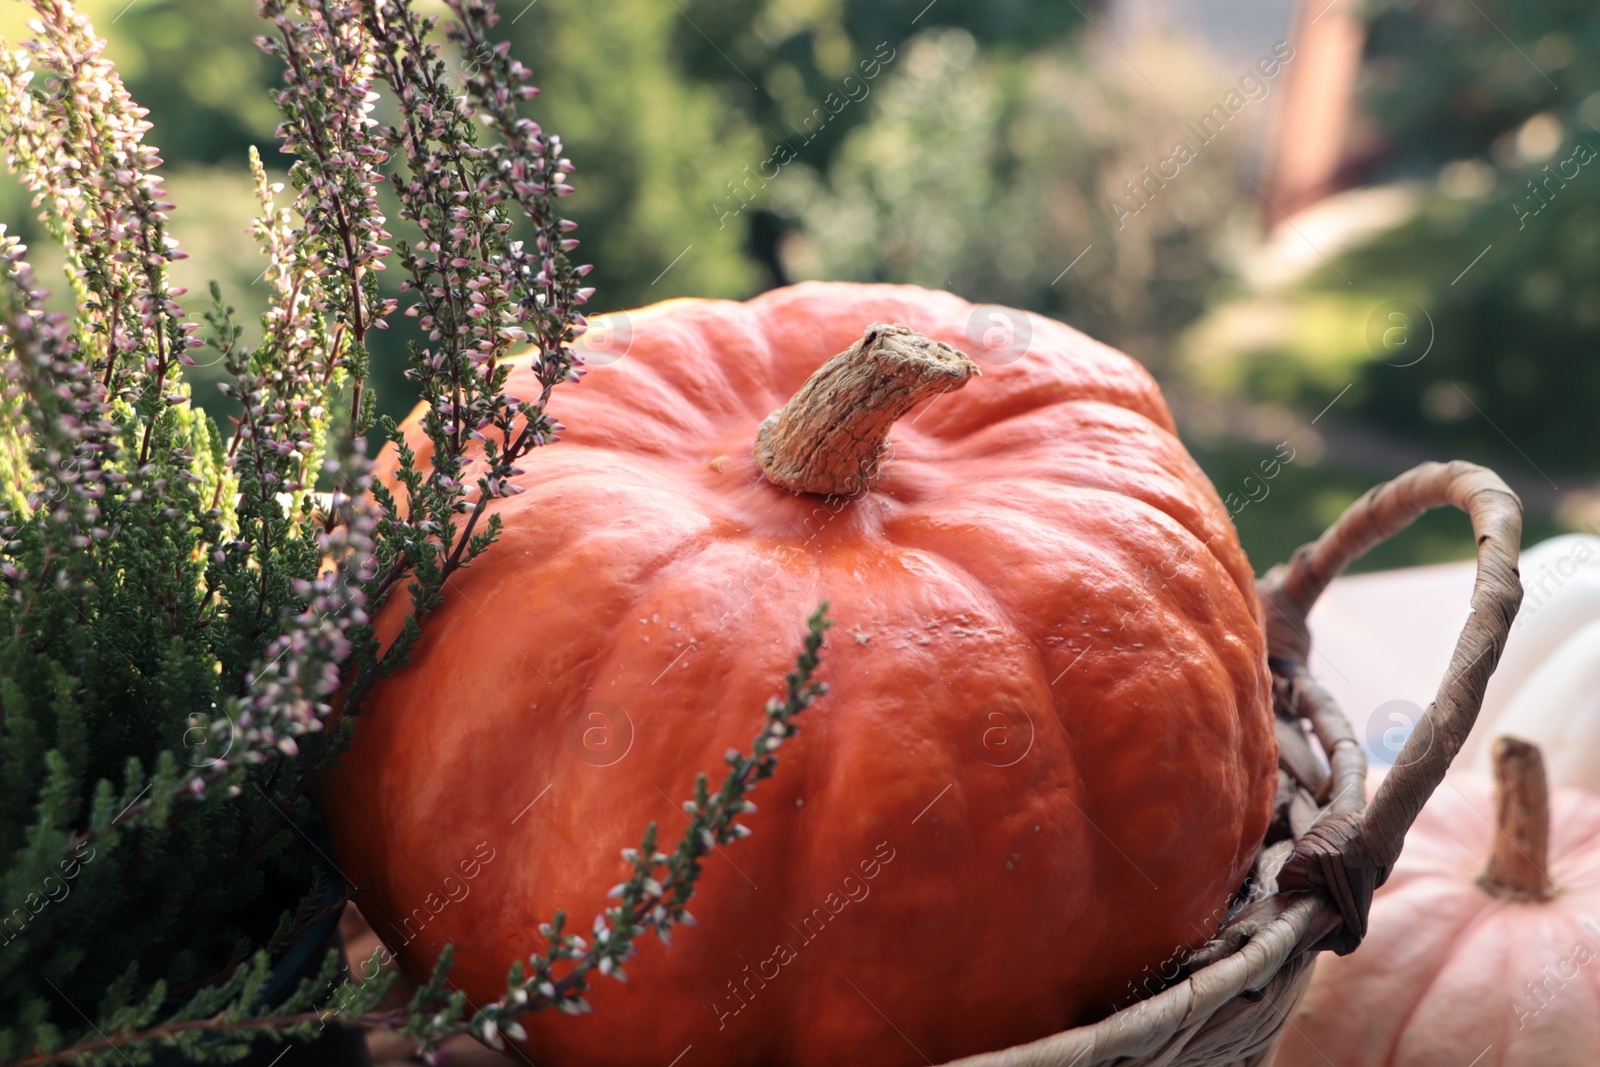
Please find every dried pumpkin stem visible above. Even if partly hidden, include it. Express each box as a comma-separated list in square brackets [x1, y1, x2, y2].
[1479, 735, 1555, 900]
[754, 323, 978, 496]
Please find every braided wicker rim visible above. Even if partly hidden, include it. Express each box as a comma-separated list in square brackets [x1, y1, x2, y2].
[935, 461, 1523, 1067]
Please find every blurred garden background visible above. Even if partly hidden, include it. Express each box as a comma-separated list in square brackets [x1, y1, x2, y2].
[3, 0, 1594, 572]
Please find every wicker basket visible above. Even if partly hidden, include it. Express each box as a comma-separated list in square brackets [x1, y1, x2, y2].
[933, 460, 1524, 1067]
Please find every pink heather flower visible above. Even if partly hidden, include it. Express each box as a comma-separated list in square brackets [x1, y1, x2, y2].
[0, 0, 188, 408]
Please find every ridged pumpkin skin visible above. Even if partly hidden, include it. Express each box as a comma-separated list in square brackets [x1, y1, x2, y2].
[324, 282, 1276, 1066]
[1274, 777, 1600, 1067]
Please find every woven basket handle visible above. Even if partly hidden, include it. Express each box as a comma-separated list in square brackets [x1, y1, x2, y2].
[1261, 460, 1523, 953]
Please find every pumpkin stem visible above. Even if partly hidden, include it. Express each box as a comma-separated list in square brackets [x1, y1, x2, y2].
[753, 323, 979, 496]
[1479, 735, 1555, 901]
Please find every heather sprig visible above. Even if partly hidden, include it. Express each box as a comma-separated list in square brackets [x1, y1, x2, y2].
[202, 150, 341, 659]
[230, 148, 338, 509]
[0, 225, 114, 563]
[221, 439, 384, 770]
[0, 0, 198, 454]
[256, 0, 396, 433]
[392, 605, 831, 1052]
[250, 0, 596, 712]
[350, 0, 591, 659]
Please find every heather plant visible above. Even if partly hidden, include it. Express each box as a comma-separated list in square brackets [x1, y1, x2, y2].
[0, 1, 827, 1063]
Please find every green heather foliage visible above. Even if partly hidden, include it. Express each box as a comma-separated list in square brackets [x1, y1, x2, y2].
[0, 1, 828, 1062]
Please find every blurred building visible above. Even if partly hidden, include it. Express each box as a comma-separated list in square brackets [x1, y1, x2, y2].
[1259, 0, 1369, 220]
[1111, 0, 1369, 224]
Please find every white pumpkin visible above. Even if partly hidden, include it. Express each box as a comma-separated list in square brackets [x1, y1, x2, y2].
[1456, 534, 1600, 788]
[1304, 534, 1600, 788]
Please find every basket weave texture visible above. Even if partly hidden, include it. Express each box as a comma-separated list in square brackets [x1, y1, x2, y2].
[934, 460, 1524, 1067]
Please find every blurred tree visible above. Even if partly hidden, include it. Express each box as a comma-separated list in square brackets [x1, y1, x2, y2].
[773, 27, 1253, 370]
[501, 0, 766, 312]
[112, 0, 283, 165]
[0, 0, 279, 245]
[1340, 174, 1599, 482]
[1361, 0, 1598, 177]
[1349, 0, 1600, 480]
[665, 0, 1090, 174]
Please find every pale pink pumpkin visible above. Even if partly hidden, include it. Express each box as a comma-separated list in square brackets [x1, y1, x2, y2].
[1274, 738, 1600, 1067]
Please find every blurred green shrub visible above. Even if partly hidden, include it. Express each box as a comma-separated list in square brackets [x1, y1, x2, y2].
[773, 27, 1257, 370]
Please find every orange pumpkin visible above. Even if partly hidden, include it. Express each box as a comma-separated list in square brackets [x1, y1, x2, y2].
[1274, 737, 1600, 1066]
[325, 282, 1277, 1066]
